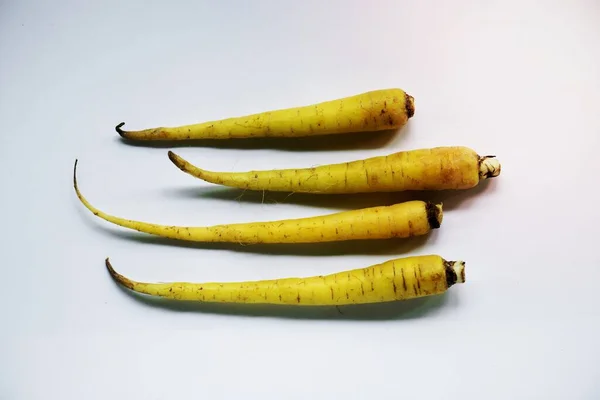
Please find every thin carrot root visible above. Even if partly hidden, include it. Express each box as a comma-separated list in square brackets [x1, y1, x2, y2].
[168, 146, 501, 194]
[105, 254, 465, 305]
[73, 160, 442, 244]
[115, 88, 414, 141]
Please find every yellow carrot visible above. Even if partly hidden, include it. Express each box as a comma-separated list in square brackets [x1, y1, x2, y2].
[115, 88, 414, 141]
[73, 160, 442, 244]
[106, 254, 465, 305]
[169, 146, 501, 194]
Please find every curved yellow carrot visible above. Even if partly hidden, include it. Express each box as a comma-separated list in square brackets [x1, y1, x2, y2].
[73, 160, 442, 244]
[106, 254, 465, 305]
[169, 146, 501, 194]
[115, 88, 414, 141]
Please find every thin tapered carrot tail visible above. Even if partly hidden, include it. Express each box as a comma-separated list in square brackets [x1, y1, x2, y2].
[168, 150, 204, 178]
[115, 122, 167, 141]
[105, 258, 135, 290]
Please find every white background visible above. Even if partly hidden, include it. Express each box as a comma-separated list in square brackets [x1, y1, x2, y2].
[2, 1, 599, 399]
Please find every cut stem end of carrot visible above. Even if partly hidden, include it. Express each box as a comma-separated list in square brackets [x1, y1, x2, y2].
[445, 260, 466, 287]
[479, 156, 501, 180]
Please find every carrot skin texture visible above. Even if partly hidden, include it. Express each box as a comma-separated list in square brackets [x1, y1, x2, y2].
[106, 255, 465, 305]
[169, 146, 501, 194]
[115, 88, 414, 140]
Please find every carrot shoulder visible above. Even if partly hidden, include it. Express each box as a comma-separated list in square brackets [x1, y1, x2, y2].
[115, 88, 414, 140]
[73, 160, 442, 244]
[168, 146, 501, 194]
[106, 254, 465, 305]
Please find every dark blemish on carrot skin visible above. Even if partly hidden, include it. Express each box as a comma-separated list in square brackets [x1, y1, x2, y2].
[346, 292, 349, 299]
[401, 269, 407, 291]
[297, 294, 301, 303]
[279, 294, 282, 301]
[330, 287, 334, 299]
[380, 109, 386, 115]
[254, 174, 258, 178]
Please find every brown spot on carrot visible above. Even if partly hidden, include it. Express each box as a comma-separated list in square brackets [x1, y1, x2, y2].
[425, 202, 442, 229]
[360, 282, 365, 296]
[401, 269, 407, 291]
[346, 292, 349, 299]
[297, 294, 301, 303]
[380, 109, 386, 115]
[408, 220, 413, 234]
[279, 294, 282, 301]
[392, 281, 397, 296]
[388, 115, 394, 125]
[405, 93, 415, 118]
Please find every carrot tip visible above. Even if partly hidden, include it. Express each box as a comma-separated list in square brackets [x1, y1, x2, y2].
[73, 159, 79, 186]
[115, 122, 126, 137]
[168, 151, 187, 173]
[105, 257, 115, 275]
[105, 258, 135, 290]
